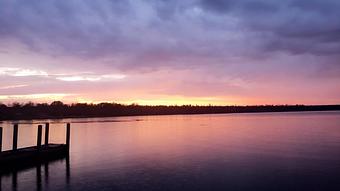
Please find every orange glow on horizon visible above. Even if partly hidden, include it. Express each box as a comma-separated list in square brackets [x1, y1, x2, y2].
[1, 93, 337, 106]
[67, 95, 252, 106]
[120, 97, 228, 106]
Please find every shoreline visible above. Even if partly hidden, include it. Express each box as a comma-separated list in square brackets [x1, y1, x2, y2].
[1, 105, 339, 122]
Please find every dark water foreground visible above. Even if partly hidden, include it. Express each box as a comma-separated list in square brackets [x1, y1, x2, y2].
[1, 111, 340, 191]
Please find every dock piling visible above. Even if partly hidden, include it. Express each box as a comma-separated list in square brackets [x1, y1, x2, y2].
[66, 123, 70, 150]
[13, 124, 18, 150]
[37, 125, 42, 150]
[1, 123, 71, 171]
[0, 127, 2, 152]
[45, 123, 49, 145]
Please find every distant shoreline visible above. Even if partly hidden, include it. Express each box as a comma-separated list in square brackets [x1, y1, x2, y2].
[1, 102, 339, 121]
[1, 110, 340, 123]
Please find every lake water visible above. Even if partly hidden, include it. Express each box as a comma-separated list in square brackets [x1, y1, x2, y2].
[1, 111, 340, 191]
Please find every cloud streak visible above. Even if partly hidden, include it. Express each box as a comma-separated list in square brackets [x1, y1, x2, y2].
[0, 67, 48, 77]
[0, 84, 28, 90]
[0, 93, 74, 101]
[56, 74, 126, 82]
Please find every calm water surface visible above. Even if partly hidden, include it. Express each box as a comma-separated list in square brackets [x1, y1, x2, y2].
[1, 111, 340, 191]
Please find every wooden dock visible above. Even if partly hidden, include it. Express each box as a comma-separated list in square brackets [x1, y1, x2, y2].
[0, 123, 70, 172]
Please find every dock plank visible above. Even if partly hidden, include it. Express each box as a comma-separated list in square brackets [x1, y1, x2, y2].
[0, 144, 68, 173]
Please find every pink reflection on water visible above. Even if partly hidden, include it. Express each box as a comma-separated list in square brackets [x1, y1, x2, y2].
[1, 111, 340, 190]
[2, 112, 339, 168]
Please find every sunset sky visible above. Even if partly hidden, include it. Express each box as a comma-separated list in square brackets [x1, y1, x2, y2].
[1, 0, 340, 105]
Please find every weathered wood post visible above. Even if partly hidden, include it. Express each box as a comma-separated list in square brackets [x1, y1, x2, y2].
[66, 123, 70, 151]
[37, 125, 42, 150]
[0, 127, 3, 152]
[45, 123, 49, 145]
[13, 124, 18, 150]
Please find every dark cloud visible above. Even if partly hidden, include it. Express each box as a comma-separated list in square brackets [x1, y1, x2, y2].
[0, 0, 339, 74]
[199, 0, 340, 56]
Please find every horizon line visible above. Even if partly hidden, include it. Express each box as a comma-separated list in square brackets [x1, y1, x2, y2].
[1, 101, 340, 107]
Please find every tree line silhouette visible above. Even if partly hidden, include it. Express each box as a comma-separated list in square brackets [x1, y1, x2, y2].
[0, 101, 339, 120]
